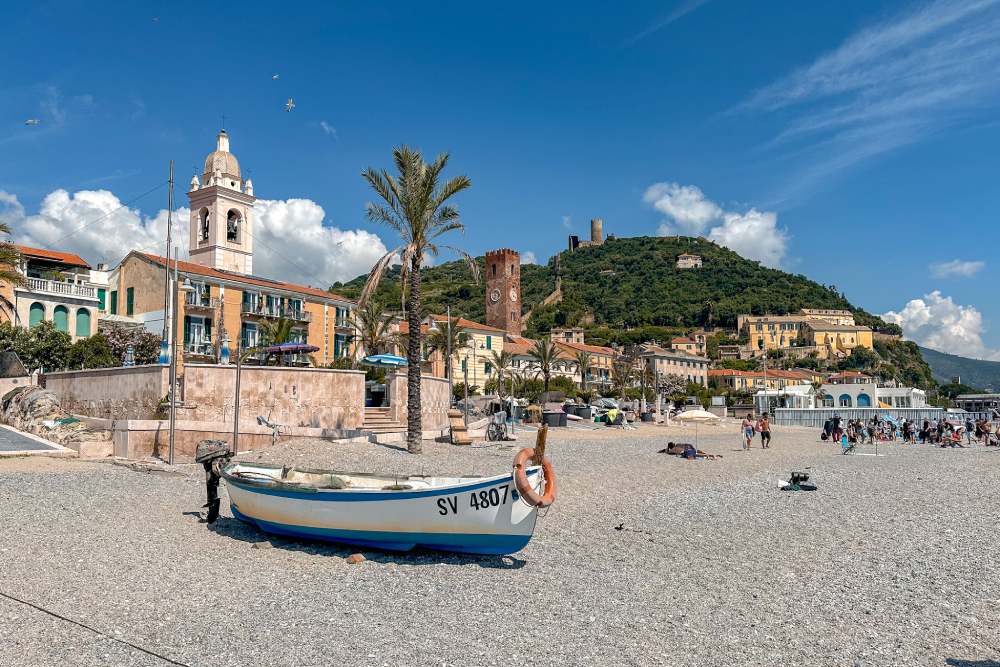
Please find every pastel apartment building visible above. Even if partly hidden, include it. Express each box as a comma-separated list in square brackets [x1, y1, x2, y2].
[108, 130, 356, 365]
[0, 245, 107, 341]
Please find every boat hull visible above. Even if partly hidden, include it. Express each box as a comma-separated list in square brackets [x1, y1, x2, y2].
[223, 467, 542, 555]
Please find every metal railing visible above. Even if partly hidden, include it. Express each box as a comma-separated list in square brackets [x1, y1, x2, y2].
[771, 407, 945, 427]
[24, 277, 97, 299]
[241, 304, 311, 322]
[184, 341, 215, 357]
[185, 294, 220, 309]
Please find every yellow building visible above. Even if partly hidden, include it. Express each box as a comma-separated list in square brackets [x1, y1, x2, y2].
[108, 130, 355, 366]
[799, 321, 873, 360]
[398, 316, 506, 387]
[799, 308, 855, 327]
[738, 315, 806, 354]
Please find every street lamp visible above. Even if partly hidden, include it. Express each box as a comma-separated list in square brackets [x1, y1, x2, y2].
[168, 276, 196, 465]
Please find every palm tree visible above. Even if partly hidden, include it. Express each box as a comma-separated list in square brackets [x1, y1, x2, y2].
[360, 147, 477, 454]
[489, 349, 512, 397]
[811, 378, 827, 408]
[353, 299, 397, 357]
[0, 223, 24, 322]
[611, 358, 635, 404]
[426, 317, 469, 380]
[574, 350, 593, 391]
[529, 338, 559, 393]
[258, 317, 295, 366]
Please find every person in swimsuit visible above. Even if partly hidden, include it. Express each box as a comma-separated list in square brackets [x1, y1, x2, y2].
[756, 415, 771, 449]
[741, 414, 755, 451]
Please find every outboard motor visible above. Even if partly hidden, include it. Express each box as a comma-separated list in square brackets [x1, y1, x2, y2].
[195, 439, 232, 524]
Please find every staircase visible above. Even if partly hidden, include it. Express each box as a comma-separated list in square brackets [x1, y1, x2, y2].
[362, 407, 406, 435]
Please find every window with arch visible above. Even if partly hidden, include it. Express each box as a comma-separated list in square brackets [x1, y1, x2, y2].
[838, 394, 852, 407]
[53, 305, 69, 332]
[199, 208, 210, 241]
[857, 393, 872, 407]
[75, 308, 91, 337]
[226, 209, 241, 243]
[29, 302, 45, 327]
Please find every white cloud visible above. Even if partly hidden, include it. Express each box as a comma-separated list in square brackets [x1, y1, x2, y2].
[708, 209, 787, 268]
[319, 121, 337, 138]
[561, 215, 572, 229]
[883, 290, 1000, 360]
[739, 0, 1000, 193]
[930, 259, 985, 278]
[643, 182, 722, 234]
[520, 251, 537, 265]
[646, 182, 788, 266]
[1, 188, 388, 287]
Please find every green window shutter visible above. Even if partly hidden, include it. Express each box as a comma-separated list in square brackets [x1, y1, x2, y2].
[110, 291, 118, 315]
[184, 316, 191, 345]
[461, 358, 467, 371]
[205, 318, 212, 340]
[97, 288, 106, 311]
[486, 335, 492, 350]
[126, 287, 134, 316]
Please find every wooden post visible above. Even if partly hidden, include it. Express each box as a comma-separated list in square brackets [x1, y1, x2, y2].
[533, 424, 548, 465]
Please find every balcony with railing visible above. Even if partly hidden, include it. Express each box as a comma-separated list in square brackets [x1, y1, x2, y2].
[22, 277, 97, 300]
[184, 340, 215, 358]
[185, 293, 220, 310]
[241, 303, 312, 322]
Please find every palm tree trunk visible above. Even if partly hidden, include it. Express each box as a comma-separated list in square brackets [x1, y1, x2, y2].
[406, 258, 423, 454]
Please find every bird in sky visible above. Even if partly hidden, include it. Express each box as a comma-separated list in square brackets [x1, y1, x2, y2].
[24, 119, 40, 126]
[271, 74, 279, 80]
[285, 98, 295, 112]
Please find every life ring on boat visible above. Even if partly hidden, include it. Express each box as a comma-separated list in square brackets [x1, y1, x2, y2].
[512, 448, 557, 508]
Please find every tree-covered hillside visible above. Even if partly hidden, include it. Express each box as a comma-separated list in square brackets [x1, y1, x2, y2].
[919, 346, 1000, 391]
[334, 236, 899, 334]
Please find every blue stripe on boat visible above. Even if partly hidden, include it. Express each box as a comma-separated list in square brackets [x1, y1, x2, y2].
[226, 468, 539, 502]
[230, 505, 531, 555]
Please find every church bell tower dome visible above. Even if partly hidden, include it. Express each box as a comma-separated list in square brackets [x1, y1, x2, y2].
[202, 129, 241, 183]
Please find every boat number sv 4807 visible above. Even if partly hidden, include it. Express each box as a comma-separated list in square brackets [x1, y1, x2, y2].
[437, 484, 510, 515]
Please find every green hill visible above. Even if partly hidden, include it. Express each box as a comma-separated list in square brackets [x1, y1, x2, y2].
[919, 346, 1000, 392]
[333, 235, 937, 387]
[334, 236, 898, 332]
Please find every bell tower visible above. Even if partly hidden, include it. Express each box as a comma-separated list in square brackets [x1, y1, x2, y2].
[187, 129, 255, 274]
[484, 248, 522, 335]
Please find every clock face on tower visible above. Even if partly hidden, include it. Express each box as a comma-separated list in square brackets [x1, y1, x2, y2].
[509, 288, 518, 302]
[490, 288, 501, 303]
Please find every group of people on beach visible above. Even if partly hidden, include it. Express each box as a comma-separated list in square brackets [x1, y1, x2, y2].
[820, 414, 1000, 447]
[740, 414, 771, 451]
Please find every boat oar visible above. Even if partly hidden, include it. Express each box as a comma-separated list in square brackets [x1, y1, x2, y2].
[532, 424, 548, 466]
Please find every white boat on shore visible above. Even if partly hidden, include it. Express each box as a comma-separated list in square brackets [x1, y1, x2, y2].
[221, 449, 556, 555]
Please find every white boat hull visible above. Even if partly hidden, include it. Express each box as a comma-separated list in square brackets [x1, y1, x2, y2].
[223, 463, 544, 555]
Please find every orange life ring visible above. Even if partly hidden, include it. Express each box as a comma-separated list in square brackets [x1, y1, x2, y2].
[512, 447, 556, 508]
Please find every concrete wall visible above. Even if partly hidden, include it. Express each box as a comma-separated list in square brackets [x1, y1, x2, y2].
[43, 365, 169, 419]
[183, 364, 365, 429]
[0, 375, 33, 397]
[387, 373, 451, 431]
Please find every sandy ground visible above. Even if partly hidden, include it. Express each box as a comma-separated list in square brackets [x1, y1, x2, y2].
[1, 422, 999, 666]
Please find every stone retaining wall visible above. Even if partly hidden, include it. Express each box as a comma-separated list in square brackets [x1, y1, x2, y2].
[42, 365, 168, 420]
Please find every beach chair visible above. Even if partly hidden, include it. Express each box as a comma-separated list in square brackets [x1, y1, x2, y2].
[840, 437, 856, 455]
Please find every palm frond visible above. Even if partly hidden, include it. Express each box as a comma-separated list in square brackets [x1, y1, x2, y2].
[442, 246, 482, 284]
[360, 248, 402, 307]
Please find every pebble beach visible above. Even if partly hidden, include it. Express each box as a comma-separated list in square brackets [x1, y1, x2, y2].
[1, 422, 998, 666]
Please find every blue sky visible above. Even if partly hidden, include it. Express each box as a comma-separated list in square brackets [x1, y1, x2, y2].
[2, 1, 1000, 358]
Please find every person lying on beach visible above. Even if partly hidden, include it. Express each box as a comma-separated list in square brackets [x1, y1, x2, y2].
[657, 442, 723, 460]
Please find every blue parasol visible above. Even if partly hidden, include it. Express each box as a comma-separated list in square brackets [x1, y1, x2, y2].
[361, 353, 408, 367]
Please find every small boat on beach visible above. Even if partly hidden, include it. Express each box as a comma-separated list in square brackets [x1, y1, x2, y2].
[220, 447, 556, 555]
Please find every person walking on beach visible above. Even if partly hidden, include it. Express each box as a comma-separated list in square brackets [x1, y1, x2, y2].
[832, 414, 843, 443]
[965, 417, 975, 445]
[757, 414, 771, 449]
[741, 414, 755, 451]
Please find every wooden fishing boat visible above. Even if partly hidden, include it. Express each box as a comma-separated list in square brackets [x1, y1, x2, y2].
[221, 449, 556, 555]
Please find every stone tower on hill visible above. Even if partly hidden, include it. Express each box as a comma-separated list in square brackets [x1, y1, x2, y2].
[187, 129, 256, 274]
[484, 248, 522, 335]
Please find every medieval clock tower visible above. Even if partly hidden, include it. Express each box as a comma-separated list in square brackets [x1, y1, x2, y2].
[187, 129, 255, 274]
[484, 248, 523, 335]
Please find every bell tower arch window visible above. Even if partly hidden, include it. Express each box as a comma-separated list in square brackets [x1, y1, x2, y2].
[199, 208, 210, 241]
[227, 209, 242, 243]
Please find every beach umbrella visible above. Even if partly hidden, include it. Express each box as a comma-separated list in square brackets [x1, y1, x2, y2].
[674, 409, 719, 448]
[262, 343, 320, 355]
[674, 409, 720, 423]
[361, 353, 408, 367]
